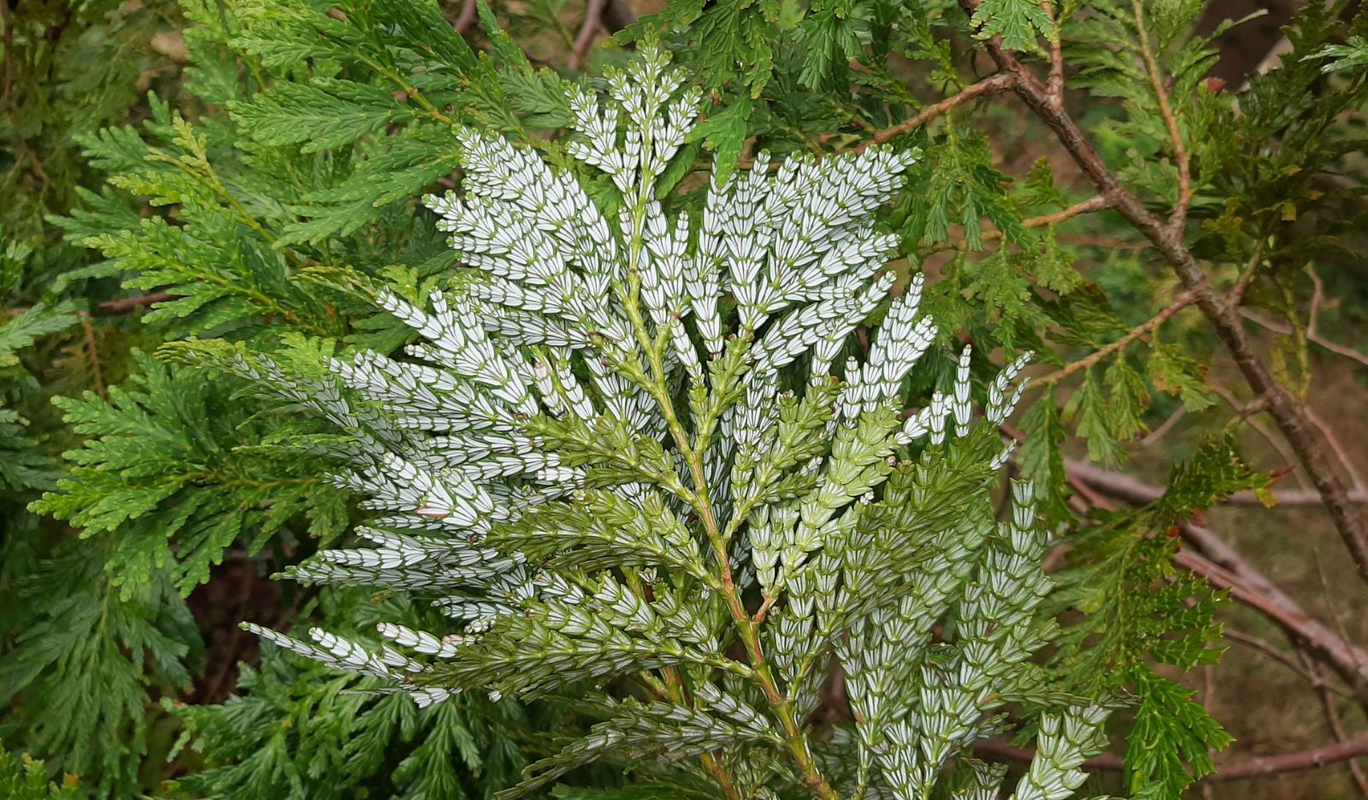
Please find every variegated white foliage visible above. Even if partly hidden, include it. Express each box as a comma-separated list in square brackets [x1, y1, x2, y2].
[231, 46, 1112, 800]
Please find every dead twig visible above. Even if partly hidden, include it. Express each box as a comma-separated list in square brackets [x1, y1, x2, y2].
[1300, 651, 1368, 797]
[975, 734, 1368, 784]
[1064, 458, 1368, 508]
[99, 292, 172, 314]
[1240, 307, 1368, 371]
[569, 0, 609, 71]
[454, 0, 478, 34]
[1224, 629, 1353, 699]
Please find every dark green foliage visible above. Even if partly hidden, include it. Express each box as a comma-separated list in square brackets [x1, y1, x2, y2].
[32, 352, 350, 598]
[0, 301, 79, 494]
[0, 545, 199, 796]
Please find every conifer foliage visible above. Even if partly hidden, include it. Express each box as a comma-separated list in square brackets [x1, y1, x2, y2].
[191, 47, 1114, 798]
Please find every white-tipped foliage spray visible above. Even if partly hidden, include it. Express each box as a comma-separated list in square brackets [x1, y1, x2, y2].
[231, 46, 1111, 800]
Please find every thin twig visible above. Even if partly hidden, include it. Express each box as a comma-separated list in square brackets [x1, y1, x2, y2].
[1056, 456, 1368, 692]
[1037, 291, 1193, 386]
[1225, 629, 1354, 699]
[1241, 308, 1368, 370]
[1307, 407, 1367, 493]
[1043, 1, 1064, 111]
[1136, 406, 1185, 448]
[867, 73, 1017, 146]
[454, 0, 478, 34]
[1227, 238, 1267, 308]
[980, 195, 1116, 244]
[79, 314, 106, 400]
[1206, 380, 1312, 489]
[1131, 0, 1190, 232]
[569, 0, 609, 70]
[1206, 735, 1368, 783]
[1064, 458, 1368, 508]
[978, 734, 1368, 783]
[932, 194, 1116, 251]
[996, 424, 1368, 694]
[99, 292, 172, 314]
[1300, 651, 1368, 797]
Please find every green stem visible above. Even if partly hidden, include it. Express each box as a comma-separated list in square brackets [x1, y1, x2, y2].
[619, 235, 839, 800]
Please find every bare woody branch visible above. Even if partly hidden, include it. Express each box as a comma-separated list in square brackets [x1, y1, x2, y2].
[1300, 651, 1368, 795]
[975, 734, 1368, 784]
[1042, 1, 1064, 111]
[99, 292, 171, 314]
[1065, 458, 1368, 508]
[569, 0, 609, 70]
[977, 194, 1117, 245]
[1060, 457, 1368, 692]
[1225, 630, 1353, 699]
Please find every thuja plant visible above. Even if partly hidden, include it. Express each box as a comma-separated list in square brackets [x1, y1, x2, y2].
[173, 48, 1115, 799]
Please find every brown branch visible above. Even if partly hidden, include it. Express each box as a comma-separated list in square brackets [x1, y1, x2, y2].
[1037, 291, 1193, 386]
[1206, 735, 1368, 783]
[1240, 308, 1368, 370]
[1300, 652, 1368, 796]
[1136, 405, 1185, 448]
[99, 292, 172, 314]
[454, 0, 478, 34]
[1064, 458, 1368, 508]
[978, 733, 1368, 784]
[868, 73, 1017, 146]
[569, 0, 609, 71]
[1177, 545, 1368, 697]
[79, 314, 105, 400]
[1224, 629, 1353, 699]
[943, 195, 1116, 251]
[958, 0, 1368, 585]
[1307, 407, 1367, 493]
[978, 195, 1117, 245]
[1023, 194, 1114, 229]
[1055, 456, 1368, 693]
[996, 420, 1368, 695]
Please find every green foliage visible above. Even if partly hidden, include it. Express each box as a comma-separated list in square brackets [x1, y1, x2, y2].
[0, 744, 83, 800]
[970, 0, 1054, 53]
[0, 301, 79, 493]
[0, 545, 199, 796]
[32, 351, 350, 598]
[1053, 436, 1266, 796]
